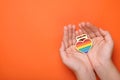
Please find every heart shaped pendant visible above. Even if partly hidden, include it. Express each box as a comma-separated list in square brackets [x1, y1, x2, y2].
[75, 34, 92, 53]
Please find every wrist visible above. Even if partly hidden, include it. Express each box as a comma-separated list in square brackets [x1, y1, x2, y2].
[93, 58, 113, 74]
[93, 59, 120, 80]
[74, 65, 96, 80]
[92, 58, 112, 69]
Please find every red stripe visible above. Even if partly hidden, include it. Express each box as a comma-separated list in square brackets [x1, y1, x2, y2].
[76, 40, 91, 47]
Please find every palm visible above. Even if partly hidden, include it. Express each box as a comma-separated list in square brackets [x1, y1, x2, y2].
[89, 37, 112, 60]
[64, 45, 90, 71]
[60, 25, 92, 72]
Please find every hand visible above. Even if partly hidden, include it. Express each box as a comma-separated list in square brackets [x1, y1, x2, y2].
[60, 24, 96, 80]
[79, 22, 114, 65]
[79, 22, 120, 80]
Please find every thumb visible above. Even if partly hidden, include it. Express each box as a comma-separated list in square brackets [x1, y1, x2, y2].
[59, 42, 67, 62]
[99, 28, 113, 44]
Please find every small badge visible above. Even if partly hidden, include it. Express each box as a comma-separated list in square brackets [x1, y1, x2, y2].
[75, 34, 92, 53]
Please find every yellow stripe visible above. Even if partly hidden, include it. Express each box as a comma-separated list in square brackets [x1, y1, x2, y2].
[77, 43, 92, 49]
[76, 47, 79, 51]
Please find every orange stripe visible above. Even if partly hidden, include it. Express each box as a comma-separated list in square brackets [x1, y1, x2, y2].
[77, 43, 92, 49]
[76, 40, 91, 47]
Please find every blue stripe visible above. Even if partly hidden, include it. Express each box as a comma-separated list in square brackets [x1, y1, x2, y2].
[79, 46, 91, 53]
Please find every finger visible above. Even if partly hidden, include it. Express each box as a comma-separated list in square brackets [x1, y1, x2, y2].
[78, 29, 83, 35]
[72, 25, 76, 45]
[68, 24, 73, 46]
[75, 30, 79, 36]
[63, 26, 69, 48]
[83, 22, 96, 38]
[59, 42, 67, 61]
[86, 22, 102, 37]
[79, 22, 92, 38]
[81, 22, 96, 38]
[74, 30, 81, 43]
[99, 28, 113, 44]
[79, 22, 88, 35]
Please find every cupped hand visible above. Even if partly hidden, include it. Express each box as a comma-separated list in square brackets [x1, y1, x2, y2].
[79, 22, 114, 65]
[60, 24, 96, 80]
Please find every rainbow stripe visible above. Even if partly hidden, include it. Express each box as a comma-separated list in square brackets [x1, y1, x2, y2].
[76, 39, 92, 53]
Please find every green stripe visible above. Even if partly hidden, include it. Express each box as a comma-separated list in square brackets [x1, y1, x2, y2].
[79, 46, 91, 53]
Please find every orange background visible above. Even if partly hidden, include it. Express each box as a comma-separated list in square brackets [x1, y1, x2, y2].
[0, 0, 120, 80]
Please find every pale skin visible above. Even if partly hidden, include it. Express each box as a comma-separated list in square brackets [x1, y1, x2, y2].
[60, 22, 120, 80]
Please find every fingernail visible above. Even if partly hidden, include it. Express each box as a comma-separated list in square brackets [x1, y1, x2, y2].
[64, 26, 67, 30]
[68, 24, 71, 27]
[86, 22, 90, 26]
[72, 25, 76, 29]
[79, 29, 81, 32]
[79, 24, 82, 28]
[82, 22, 85, 26]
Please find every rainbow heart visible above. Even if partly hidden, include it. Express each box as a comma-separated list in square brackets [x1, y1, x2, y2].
[75, 39, 92, 53]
